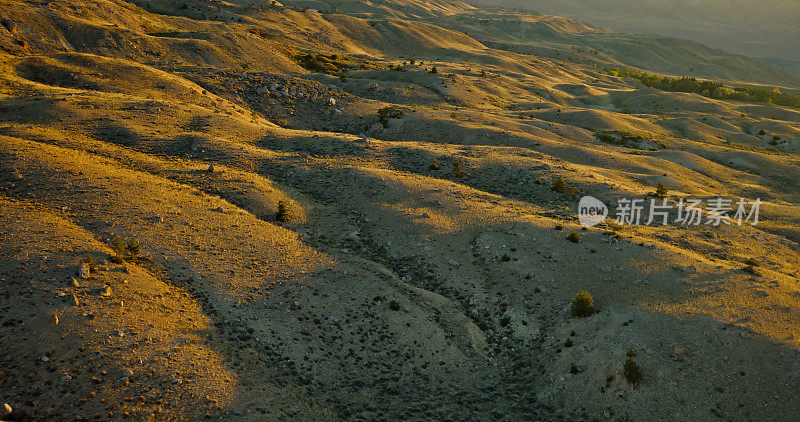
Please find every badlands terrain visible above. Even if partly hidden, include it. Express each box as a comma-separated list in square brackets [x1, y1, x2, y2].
[0, 0, 799, 420]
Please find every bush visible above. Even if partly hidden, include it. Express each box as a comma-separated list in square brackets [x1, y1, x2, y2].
[109, 236, 126, 263]
[108, 236, 144, 263]
[554, 223, 564, 231]
[429, 157, 440, 170]
[429, 66, 438, 74]
[551, 177, 579, 198]
[566, 230, 581, 243]
[275, 201, 289, 222]
[388, 300, 401, 311]
[501, 253, 511, 262]
[743, 265, 759, 276]
[126, 238, 141, 257]
[551, 177, 566, 192]
[654, 182, 669, 198]
[571, 291, 595, 317]
[378, 106, 404, 128]
[624, 351, 643, 384]
[452, 160, 466, 178]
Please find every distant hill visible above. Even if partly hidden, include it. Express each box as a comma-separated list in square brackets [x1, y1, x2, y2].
[465, 0, 800, 64]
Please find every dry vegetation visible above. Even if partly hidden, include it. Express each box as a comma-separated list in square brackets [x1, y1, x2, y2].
[0, 0, 799, 420]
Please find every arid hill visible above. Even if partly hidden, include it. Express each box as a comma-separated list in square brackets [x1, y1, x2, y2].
[0, 0, 799, 420]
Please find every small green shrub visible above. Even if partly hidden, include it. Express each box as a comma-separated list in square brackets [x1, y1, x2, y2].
[388, 300, 401, 311]
[452, 160, 466, 178]
[571, 291, 595, 317]
[554, 224, 564, 231]
[654, 182, 669, 198]
[499, 315, 511, 327]
[429, 157, 439, 170]
[624, 351, 643, 384]
[566, 230, 581, 243]
[564, 338, 573, 347]
[551, 177, 579, 198]
[275, 201, 289, 222]
[743, 265, 759, 276]
[109, 236, 126, 263]
[126, 238, 141, 257]
[570, 363, 581, 374]
[429, 66, 438, 74]
[378, 106, 404, 128]
[501, 253, 511, 262]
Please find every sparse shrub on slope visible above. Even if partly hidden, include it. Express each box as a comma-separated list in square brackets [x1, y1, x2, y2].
[275, 201, 289, 222]
[127, 238, 141, 258]
[551, 177, 579, 198]
[109, 235, 126, 263]
[566, 230, 581, 243]
[624, 350, 643, 385]
[108, 236, 143, 263]
[654, 182, 669, 198]
[571, 291, 595, 317]
[378, 106, 404, 128]
[452, 160, 466, 178]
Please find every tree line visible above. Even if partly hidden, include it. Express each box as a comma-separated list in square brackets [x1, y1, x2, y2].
[605, 67, 800, 108]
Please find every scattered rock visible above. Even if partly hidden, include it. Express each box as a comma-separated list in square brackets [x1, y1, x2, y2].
[674, 345, 686, 356]
[100, 285, 113, 297]
[71, 277, 80, 287]
[677, 265, 696, 275]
